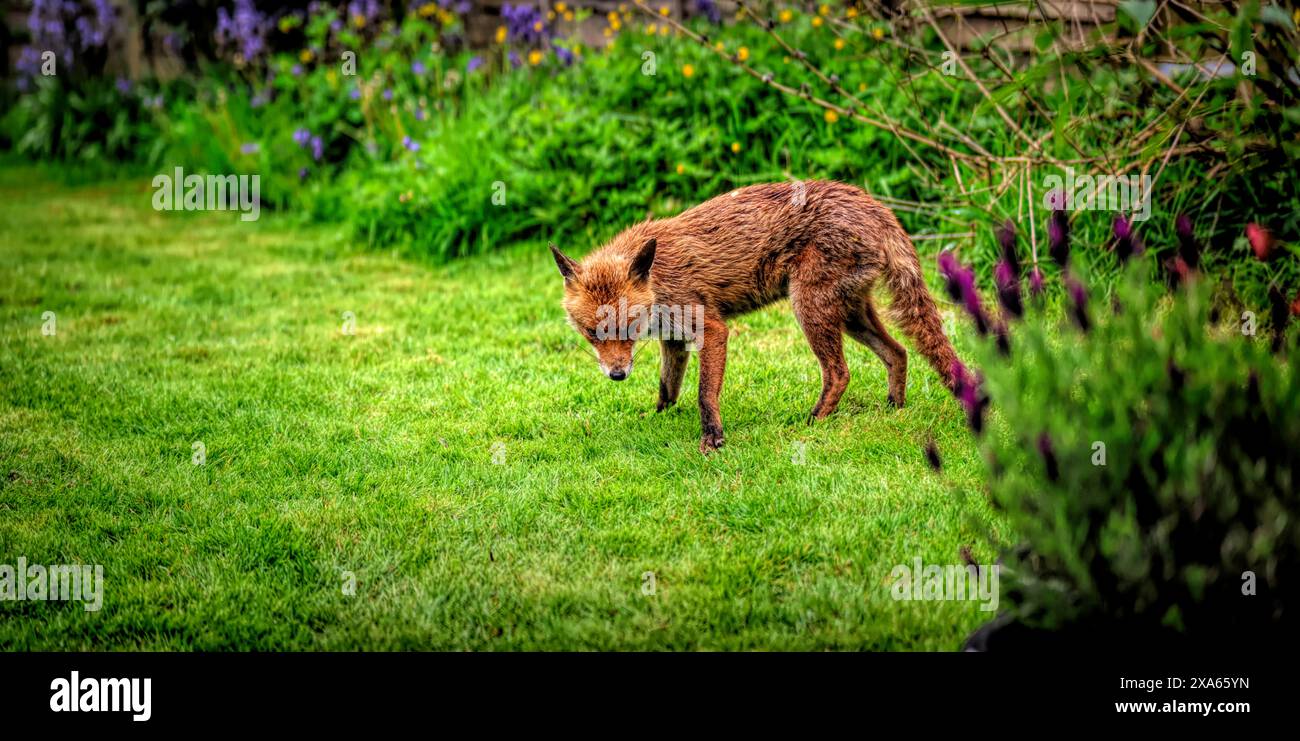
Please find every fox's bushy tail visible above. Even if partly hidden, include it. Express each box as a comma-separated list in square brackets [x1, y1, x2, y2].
[881, 231, 960, 389]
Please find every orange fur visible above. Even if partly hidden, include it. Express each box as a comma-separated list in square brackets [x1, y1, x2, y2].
[552, 180, 960, 453]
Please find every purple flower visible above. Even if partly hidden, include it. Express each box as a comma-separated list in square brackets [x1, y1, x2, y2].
[501, 3, 550, 44]
[937, 252, 963, 303]
[994, 260, 1022, 319]
[937, 251, 987, 335]
[382, 88, 393, 101]
[402, 136, 420, 152]
[694, 0, 723, 23]
[215, 0, 268, 63]
[1066, 276, 1090, 333]
[996, 219, 1019, 278]
[293, 128, 312, 147]
[1048, 207, 1070, 269]
[347, 0, 380, 25]
[508, 51, 522, 69]
[411, 60, 426, 75]
[115, 77, 132, 94]
[310, 136, 323, 162]
[554, 45, 575, 67]
[951, 360, 988, 435]
[291, 64, 303, 76]
[299, 166, 310, 180]
[993, 320, 1011, 356]
[1028, 265, 1045, 300]
[467, 55, 484, 73]
[1113, 216, 1142, 263]
[415, 108, 426, 121]
[250, 90, 270, 108]
[240, 142, 260, 155]
[17, 0, 118, 88]
[349, 87, 362, 100]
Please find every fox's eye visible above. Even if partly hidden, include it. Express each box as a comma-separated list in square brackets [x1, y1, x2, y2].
[581, 327, 597, 341]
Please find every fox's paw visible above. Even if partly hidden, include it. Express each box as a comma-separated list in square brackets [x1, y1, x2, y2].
[886, 392, 905, 409]
[699, 432, 725, 455]
[656, 398, 676, 412]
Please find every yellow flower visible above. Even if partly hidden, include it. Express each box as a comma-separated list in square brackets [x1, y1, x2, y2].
[824, 110, 839, 124]
[834, 38, 845, 50]
[610, 17, 621, 30]
[528, 49, 543, 66]
[779, 9, 793, 23]
[352, 14, 366, 28]
[847, 8, 858, 19]
[660, 25, 669, 36]
[608, 11, 619, 24]
[564, 12, 573, 22]
[556, 2, 567, 12]
[819, 4, 830, 15]
[299, 49, 314, 63]
[547, 11, 555, 21]
[872, 27, 885, 40]
[730, 142, 741, 153]
[858, 82, 866, 92]
[682, 64, 694, 78]
[417, 2, 437, 16]
[676, 163, 686, 175]
[325, 69, 338, 87]
[646, 23, 657, 34]
[783, 55, 790, 64]
[714, 41, 724, 52]
[603, 28, 612, 37]
[495, 26, 507, 43]
[659, 6, 670, 16]
[812, 16, 823, 28]
[533, 20, 543, 32]
[737, 46, 749, 61]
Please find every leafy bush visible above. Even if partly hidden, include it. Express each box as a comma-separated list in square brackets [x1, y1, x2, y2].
[938, 216, 1300, 648]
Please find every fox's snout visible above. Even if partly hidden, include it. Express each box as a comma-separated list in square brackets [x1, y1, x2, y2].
[597, 346, 634, 381]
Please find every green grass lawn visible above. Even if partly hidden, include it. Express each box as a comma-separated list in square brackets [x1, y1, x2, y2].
[0, 165, 1004, 650]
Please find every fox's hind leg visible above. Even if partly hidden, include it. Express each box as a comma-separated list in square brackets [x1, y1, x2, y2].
[790, 280, 850, 421]
[656, 339, 689, 412]
[846, 297, 909, 408]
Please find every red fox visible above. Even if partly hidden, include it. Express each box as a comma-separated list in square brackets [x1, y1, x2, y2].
[551, 180, 960, 454]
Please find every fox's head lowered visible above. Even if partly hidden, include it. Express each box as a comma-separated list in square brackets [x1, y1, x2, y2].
[551, 237, 657, 381]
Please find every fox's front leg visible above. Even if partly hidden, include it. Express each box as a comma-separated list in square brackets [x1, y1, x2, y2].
[696, 316, 729, 454]
[656, 340, 689, 412]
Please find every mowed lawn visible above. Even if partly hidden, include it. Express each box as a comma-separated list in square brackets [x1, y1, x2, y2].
[0, 165, 1003, 650]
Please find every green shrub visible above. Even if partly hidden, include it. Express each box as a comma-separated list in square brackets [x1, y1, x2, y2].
[939, 219, 1300, 647]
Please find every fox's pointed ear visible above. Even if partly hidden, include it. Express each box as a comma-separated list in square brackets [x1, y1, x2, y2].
[550, 242, 579, 284]
[630, 237, 656, 283]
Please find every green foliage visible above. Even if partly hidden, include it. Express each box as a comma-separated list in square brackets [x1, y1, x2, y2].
[1, 75, 169, 176]
[960, 262, 1299, 641]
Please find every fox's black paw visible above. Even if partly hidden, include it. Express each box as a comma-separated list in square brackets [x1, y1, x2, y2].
[656, 398, 675, 412]
[699, 432, 724, 454]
